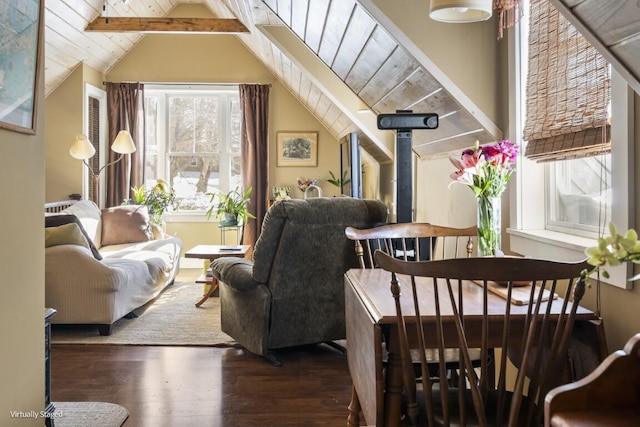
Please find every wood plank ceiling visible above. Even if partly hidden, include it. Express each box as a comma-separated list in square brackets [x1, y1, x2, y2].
[254, 0, 500, 160]
[550, 0, 640, 96]
[43, 1, 640, 162]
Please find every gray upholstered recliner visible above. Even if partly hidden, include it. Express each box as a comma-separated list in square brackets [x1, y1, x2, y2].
[210, 197, 388, 363]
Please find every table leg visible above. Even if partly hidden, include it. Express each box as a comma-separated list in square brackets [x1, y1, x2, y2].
[383, 347, 405, 426]
[195, 279, 219, 308]
[347, 384, 361, 427]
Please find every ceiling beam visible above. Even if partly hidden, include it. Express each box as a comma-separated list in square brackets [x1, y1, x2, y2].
[85, 17, 249, 34]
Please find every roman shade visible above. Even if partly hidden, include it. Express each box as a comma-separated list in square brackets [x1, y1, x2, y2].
[523, 0, 610, 162]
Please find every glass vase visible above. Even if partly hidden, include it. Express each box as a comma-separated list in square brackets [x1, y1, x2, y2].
[476, 196, 501, 257]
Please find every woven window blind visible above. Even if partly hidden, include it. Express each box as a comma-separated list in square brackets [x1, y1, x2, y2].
[523, 0, 610, 162]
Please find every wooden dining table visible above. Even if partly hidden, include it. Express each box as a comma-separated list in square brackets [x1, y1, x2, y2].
[344, 268, 608, 427]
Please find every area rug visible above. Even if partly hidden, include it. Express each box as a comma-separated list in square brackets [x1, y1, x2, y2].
[51, 281, 235, 346]
[53, 402, 128, 427]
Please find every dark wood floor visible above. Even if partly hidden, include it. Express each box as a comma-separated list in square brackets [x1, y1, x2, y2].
[51, 342, 357, 427]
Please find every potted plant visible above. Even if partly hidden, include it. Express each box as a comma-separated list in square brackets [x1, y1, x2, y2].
[327, 170, 351, 190]
[123, 179, 177, 229]
[206, 186, 256, 226]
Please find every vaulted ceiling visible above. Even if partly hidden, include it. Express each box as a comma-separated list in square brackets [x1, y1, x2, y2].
[44, 0, 502, 163]
[44, 1, 640, 163]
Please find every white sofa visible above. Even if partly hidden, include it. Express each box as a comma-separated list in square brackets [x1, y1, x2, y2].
[45, 200, 182, 335]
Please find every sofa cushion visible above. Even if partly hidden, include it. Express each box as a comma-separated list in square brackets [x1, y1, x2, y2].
[45, 223, 91, 251]
[101, 205, 153, 246]
[45, 214, 103, 260]
[99, 237, 181, 267]
[100, 237, 183, 292]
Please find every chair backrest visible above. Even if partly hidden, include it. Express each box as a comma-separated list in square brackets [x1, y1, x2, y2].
[545, 333, 640, 426]
[248, 197, 388, 348]
[253, 198, 388, 286]
[374, 251, 590, 427]
[345, 223, 477, 268]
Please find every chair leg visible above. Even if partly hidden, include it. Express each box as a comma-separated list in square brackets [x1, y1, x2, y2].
[324, 341, 347, 355]
[264, 351, 282, 367]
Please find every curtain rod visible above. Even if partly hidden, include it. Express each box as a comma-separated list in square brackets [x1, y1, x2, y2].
[102, 81, 271, 87]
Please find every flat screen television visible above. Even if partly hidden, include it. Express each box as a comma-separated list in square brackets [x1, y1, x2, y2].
[340, 133, 362, 198]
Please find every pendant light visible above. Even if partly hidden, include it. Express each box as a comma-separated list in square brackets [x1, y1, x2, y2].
[429, 0, 493, 23]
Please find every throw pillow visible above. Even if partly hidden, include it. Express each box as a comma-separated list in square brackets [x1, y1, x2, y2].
[101, 205, 153, 246]
[45, 214, 103, 260]
[45, 223, 91, 251]
[44, 214, 102, 261]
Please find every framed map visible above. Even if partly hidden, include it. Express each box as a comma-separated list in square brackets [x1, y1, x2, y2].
[0, 0, 44, 134]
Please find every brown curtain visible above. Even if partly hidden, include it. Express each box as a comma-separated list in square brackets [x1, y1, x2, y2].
[105, 82, 145, 207]
[239, 84, 270, 253]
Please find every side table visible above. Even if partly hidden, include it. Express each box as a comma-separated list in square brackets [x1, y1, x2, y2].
[184, 244, 250, 307]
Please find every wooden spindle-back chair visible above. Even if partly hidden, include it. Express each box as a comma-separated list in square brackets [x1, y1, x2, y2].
[375, 251, 590, 427]
[345, 223, 482, 387]
[545, 333, 640, 426]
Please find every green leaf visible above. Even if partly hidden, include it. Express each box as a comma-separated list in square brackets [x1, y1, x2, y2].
[327, 170, 350, 187]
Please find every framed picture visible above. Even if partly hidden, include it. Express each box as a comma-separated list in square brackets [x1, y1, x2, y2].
[0, 0, 44, 134]
[276, 131, 318, 167]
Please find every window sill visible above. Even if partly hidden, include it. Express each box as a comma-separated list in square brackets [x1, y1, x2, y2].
[507, 227, 592, 262]
[165, 212, 210, 223]
[508, 227, 632, 289]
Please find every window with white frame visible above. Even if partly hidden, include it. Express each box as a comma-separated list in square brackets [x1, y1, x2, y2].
[144, 85, 242, 212]
[512, 0, 634, 289]
[521, 0, 611, 239]
[546, 156, 611, 238]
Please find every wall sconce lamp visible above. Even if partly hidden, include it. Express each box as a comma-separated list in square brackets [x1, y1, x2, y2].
[69, 130, 136, 204]
[429, 0, 493, 23]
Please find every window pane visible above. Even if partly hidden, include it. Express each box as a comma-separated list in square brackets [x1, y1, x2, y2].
[170, 154, 220, 210]
[144, 97, 159, 187]
[548, 155, 612, 234]
[230, 98, 241, 154]
[168, 96, 218, 154]
[145, 86, 240, 212]
[231, 154, 242, 188]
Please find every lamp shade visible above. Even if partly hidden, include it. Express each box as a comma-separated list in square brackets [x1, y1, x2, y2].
[69, 134, 96, 160]
[111, 130, 137, 154]
[429, 0, 493, 23]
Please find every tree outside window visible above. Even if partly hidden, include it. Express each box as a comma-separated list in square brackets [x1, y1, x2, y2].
[145, 86, 241, 211]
